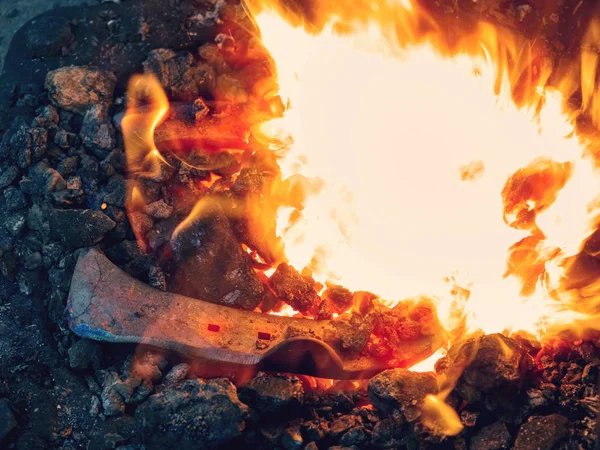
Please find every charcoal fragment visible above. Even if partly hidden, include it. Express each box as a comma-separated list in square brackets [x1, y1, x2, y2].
[323, 284, 353, 314]
[514, 414, 568, 450]
[371, 418, 403, 449]
[170, 204, 264, 310]
[45, 66, 117, 114]
[9, 125, 47, 168]
[50, 209, 115, 248]
[135, 378, 248, 448]
[143, 199, 174, 219]
[5, 213, 26, 236]
[80, 104, 116, 151]
[282, 425, 304, 450]
[0, 398, 16, 442]
[368, 368, 437, 421]
[301, 420, 328, 442]
[68, 339, 102, 369]
[57, 156, 79, 176]
[339, 426, 366, 446]
[4, 187, 27, 211]
[25, 15, 73, 58]
[269, 262, 321, 314]
[0, 166, 19, 189]
[240, 372, 303, 416]
[32, 105, 59, 128]
[330, 415, 359, 437]
[54, 129, 74, 149]
[435, 334, 533, 409]
[163, 363, 190, 384]
[470, 422, 511, 450]
[29, 162, 67, 193]
[143, 49, 215, 101]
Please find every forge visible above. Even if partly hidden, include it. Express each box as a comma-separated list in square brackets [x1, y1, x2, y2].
[1, 0, 600, 449]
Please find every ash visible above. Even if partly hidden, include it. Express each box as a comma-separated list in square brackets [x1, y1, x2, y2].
[0, 1, 598, 449]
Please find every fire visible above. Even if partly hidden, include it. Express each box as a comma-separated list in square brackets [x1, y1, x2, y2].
[121, 0, 600, 437]
[244, 0, 600, 340]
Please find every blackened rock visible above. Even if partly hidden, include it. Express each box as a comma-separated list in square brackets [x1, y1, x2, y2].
[0, 166, 19, 188]
[0, 398, 17, 442]
[368, 368, 437, 421]
[239, 372, 303, 416]
[102, 175, 126, 207]
[143, 49, 215, 101]
[4, 187, 27, 211]
[135, 378, 248, 449]
[54, 129, 74, 149]
[371, 418, 403, 449]
[269, 263, 320, 314]
[303, 443, 318, 450]
[339, 426, 366, 446]
[16, 432, 47, 450]
[470, 422, 511, 450]
[5, 213, 26, 236]
[435, 334, 533, 407]
[68, 339, 102, 369]
[514, 415, 568, 450]
[50, 209, 115, 248]
[9, 126, 47, 168]
[330, 415, 359, 437]
[323, 285, 353, 314]
[25, 15, 73, 58]
[32, 105, 59, 129]
[81, 105, 116, 151]
[23, 251, 42, 270]
[170, 204, 264, 310]
[57, 156, 79, 176]
[45, 66, 117, 114]
[163, 363, 190, 385]
[143, 199, 174, 219]
[282, 425, 304, 450]
[302, 420, 328, 442]
[29, 162, 66, 193]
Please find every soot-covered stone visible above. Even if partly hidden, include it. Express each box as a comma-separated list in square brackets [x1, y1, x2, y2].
[239, 372, 304, 416]
[135, 378, 248, 449]
[45, 66, 117, 114]
[143, 49, 216, 101]
[24, 15, 74, 58]
[49, 209, 115, 248]
[268, 263, 321, 314]
[513, 414, 569, 450]
[470, 422, 511, 450]
[0, 398, 17, 443]
[368, 368, 437, 421]
[435, 333, 533, 409]
[170, 204, 264, 310]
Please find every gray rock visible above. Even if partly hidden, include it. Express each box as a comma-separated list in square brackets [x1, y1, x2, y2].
[368, 368, 437, 421]
[68, 339, 101, 369]
[0, 398, 17, 442]
[471, 422, 511, 450]
[50, 209, 115, 248]
[135, 378, 249, 449]
[514, 414, 569, 450]
[80, 105, 116, 151]
[240, 372, 303, 416]
[45, 66, 117, 114]
[4, 186, 27, 211]
[0, 166, 19, 188]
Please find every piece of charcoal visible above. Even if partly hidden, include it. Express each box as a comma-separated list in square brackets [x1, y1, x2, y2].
[323, 284, 353, 314]
[514, 414, 569, 450]
[0, 166, 19, 189]
[282, 425, 304, 450]
[340, 426, 366, 446]
[371, 418, 403, 449]
[239, 372, 303, 416]
[5, 213, 26, 236]
[9, 125, 47, 169]
[4, 187, 27, 212]
[143, 199, 174, 219]
[29, 162, 67, 193]
[269, 262, 320, 314]
[143, 49, 215, 101]
[57, 156, 79, 176]
[135, 378, 248, 449]
[54, 129, 74, 149]
[24, 15, 73, 58]
[170, 203, 264, 310]
[368, 368, 437, 421]
[0, 398, 16, 443]
[49, 209, 115, 248]
[435, 334, 533, 409]
[68, 339, 102, 370]
[470, 422, 511, 450]
[330, 415, 360, 437]
[31, 105, 60, 129]
[80, 104, 116, 151]
[211, 151, 241, 177]
[45, 66, 117, 114]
